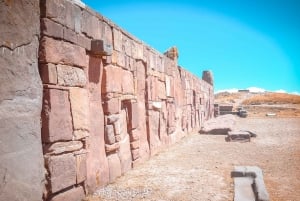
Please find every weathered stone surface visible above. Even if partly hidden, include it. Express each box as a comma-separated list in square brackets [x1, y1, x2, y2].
[131, 149, 140, 161]
[118, 135, 132, 174]
[44, 141, 83, 155]
[42, 89, 73, 142]
[86, 56, 109, 190]
[124, 101, 139, 130]
[76, 153, 87, 184]
[50, 186, 85, 201]
[105, 143, 120, 153]
[81, 9, 101, 39]
[42, 0, 81, 31]
[40, 36, 87, 68]
[102, 65, 134, 94]
[39, 63, 58, 84]
[69, 87, 89, 131]
[105, 125, 116, 145]
[200, 114, 236, 135]
[0, 1, 44, 201]
[107, 153, 122, 182]
[63, 27, 78, 44]
[41, 18, 64, 39]
[130, 140, 140, 150]
[103, 98, 120, 115]
[233, 177, 255, 201]
[57, 64, 86, 87]
[113, 28, 122, 51]
[47, 154, 76, 193]
[226, 131, 251, 142]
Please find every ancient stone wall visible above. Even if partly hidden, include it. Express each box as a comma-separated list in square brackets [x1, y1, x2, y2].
[0, 1, 44, 201]
[1, 0, 214, 200]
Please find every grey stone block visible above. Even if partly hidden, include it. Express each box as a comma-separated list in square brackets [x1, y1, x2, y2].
[234, 177, 255, 201]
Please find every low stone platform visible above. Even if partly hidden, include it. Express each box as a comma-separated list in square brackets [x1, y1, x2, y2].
[231, 166, 269, 201]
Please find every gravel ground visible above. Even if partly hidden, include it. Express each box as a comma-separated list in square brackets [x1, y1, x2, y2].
[86, 117, 300, 201]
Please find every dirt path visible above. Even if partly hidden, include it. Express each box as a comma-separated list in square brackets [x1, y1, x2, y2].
[87, 117, 300, 201]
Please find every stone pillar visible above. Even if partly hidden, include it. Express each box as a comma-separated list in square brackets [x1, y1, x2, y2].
[0, 1, 45, 201]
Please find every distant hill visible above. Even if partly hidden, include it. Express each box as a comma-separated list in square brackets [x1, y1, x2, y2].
[214, 92, 300, 117]
[242, 92, 300, 105]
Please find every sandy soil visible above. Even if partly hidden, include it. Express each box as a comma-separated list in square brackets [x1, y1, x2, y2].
[86, 117, 300, 201]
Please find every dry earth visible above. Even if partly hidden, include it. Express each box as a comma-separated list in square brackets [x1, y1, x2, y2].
[86, 117, 300, 201]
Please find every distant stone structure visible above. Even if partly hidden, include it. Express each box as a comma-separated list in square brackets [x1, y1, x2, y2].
[0, 0, 214, 200]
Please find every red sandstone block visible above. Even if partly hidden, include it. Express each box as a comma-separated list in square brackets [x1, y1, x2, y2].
[118, 135, 132, 174]
[47, 154, 76, 193]
[42, 89, 73, 143]
[156, 79, 166, 100]
[122, 35, 131, 57]
[77, 34, 91, 51]
[103, 98, 120, 115]
[124, 101, 139, 130]
[107, 153, 121, 182]
[103, 22, 113, 45]
[42, 0, 81, 31]
[39, 63, 57, 84]
[76, 153, 87, 184]
[81, 9, 101, 39]
[50, 186, 85, 201]
[105, 125, 115, 145]
[113, 28, 122, 52]
[63, 27, 77, 44]
[41, 18, 64, 39]
[69, 88, 89, 132]
[117, 51, 126, 67]
[40, 36, 87, 68]
[122, 70, 134, 95]
[102, 65, 122, 93]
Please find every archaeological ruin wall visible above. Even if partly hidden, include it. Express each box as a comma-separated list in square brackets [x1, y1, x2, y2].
[1, 0, 214, 200]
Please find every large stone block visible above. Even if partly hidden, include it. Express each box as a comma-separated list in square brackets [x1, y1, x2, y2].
[42, 89, 73, 142]
[41, 18, 64, 39]
[124, 101, 139, 130]
[0, 1, 44, 200]
[57, 64, 87, 87]
[148, 110, 161, 156]
[69, 87, 90, 133]
[103, 98, 120, 115]
[47, 154, 76, 193]
[39, 63, 58, 84]
[113, 28, 122, 52]
[105, 125, 116, 145]
[40, 36, 87, 68]
[118, 135, 132, 174]
[102, 65, 134, 94]
[107, 153, 122, 182]
[41, 0, 81, 31]
[76, 153, 87, 184]
[44, 141, 83, 155]
[50, 186, 85, 201]
[81, 10, 101, 39]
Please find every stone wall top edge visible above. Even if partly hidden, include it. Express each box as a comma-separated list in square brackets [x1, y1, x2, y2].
[75, 1, 176, 63]
[68, 0, 213, 87]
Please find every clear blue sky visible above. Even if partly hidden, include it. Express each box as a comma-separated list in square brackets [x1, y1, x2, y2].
[82, 0, 300, 93]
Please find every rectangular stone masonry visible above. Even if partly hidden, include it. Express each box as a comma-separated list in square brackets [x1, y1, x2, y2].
[76, 153, 87, 184]
[40, 36, 87, 68]
[69, 87, 89, 137]
[107, 153, 122, 182]
[42, 88, 73, 142]
[91, 39, 113, 56]
[41, 18, 64, 39]
[50, 186, 85, 201]
[39, 63, 58, 84]
[46, 154, 76, 193]
[57, 64, 87, 87]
